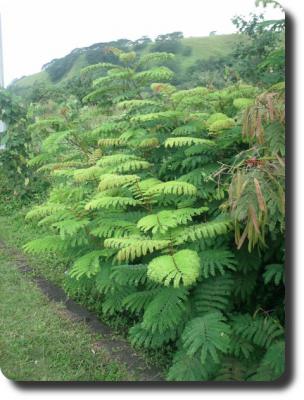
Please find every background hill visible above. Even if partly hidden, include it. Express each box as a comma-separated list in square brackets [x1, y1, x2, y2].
[9, 33, 238, 98]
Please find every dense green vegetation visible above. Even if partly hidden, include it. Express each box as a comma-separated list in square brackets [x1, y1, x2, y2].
[0, 1, 285, 382]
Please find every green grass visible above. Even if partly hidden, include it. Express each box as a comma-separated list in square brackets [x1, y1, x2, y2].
[179, 34, 238, 68]
[0, 249, 133, 381]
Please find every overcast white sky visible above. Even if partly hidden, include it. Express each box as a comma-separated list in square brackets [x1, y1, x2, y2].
[0, 0, 284, 86]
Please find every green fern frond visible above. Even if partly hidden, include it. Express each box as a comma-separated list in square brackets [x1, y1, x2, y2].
[137, 210, 179, 234]
[23, 235, 66, 254]
[215, 358, 247, 381]
[232, 271, 257, 301]
[167, 351, 210, 381]
[251, 341, 285, 381]
[73, 166, 103, 182]
[112, 160, 152, 173]
[85, 196, 139, 210]
[142, 287, 188, 333]
[232, 314, 284, 348]
[164, 137, 214, 148]
[263, 264, 285, 285]
[175, 219, 233, 245]
[98, 174, 140, 191]
[102, 287, 135, 315]
[193, 274, 234, 314]
[228, 334, 255, 359]
[69, 250, 110, 279]
[138, 52, 175, 67]
[110, 264, 148, 286]
[52, 218, 90, 239]
[200, 249, 237, 278]
[104, 237, 170, 262]
[182, 312, 231, 364]
[98, 138, 126, 147]
[129, 322, 177, 349]
[123, 288, 161, 314]
[146, 181, 197, 197]
[96, 154, 137, 167]
[25, 204, 66, 220]
[90, 219, 138, 238]
[135, 66, 174, 82]
[147, 249, 201, 288]
[94, 264, 116, 294]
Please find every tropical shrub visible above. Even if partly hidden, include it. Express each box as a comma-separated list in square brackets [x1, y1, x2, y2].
[22, 45, 285, 381]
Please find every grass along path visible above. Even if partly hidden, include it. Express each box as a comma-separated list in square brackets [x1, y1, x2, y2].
[0, 211, 166, 379]
[0, 248, 134, 381]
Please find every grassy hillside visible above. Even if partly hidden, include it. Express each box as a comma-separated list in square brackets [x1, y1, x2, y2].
[11, 34, 238, 91]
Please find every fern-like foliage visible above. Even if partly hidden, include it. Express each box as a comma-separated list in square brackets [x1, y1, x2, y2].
[104, 237, 170, 262]
[85, 196, 139, 210]
[23, 235, 67, 254]
[164, 137, 214, 148]
[232, 314, 284, 348]
[142, 287, 188, 334]
[199, 249, 237, 278]
[167, 351, 210, 381]
[174, 219, 233, 244]
[251, 341, 285, 381]
[182, 312, 231, 363]
[145, 181, 197, 197]
[263, 264, 285, 285]
[147, 249, 201, 287]
[193, 274, 234, 314]
[21, 42, 285, 382]
[129, 322, 177, 349]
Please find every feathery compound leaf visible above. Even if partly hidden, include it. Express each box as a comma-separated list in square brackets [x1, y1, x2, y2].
[215, 358, 247, 381]
[112, 160, 152, 173]
[139, 52, 175, 66]
[98, 138, 126, 147]
[23, 235, 66, 254]
[175, 219, 233, 244]
[146, 181, 197, 197]
[129, 322, 177, 349]
[232, 314, 284, 348]
[182, 312, 231, 364]
[193, 274, 234, 314]
[148, 249, 201, 287]
[98, 174, 140, 191]
[69, 250, 109, 279]
[110, 264, 148, 286]
[137, 210, 179, 234]
[200, 249, 237, 278]
[85, 196, 139, 210]
[52, 218, 90, 239]
[96, 154, 138, 167]
[90, 219, 138, 238]
[73, 166, 103, 182]
[251, 341, 285, 381]
[25, 203, 66, 220]
[135, 66, 174, 82]
[142, 287, 188, 333]
[123, 288, 161, 314]
[104, 237, 170, 262]
[167, 351, 210, 381]
[263, 264, 284, 285]
[164, 137, 214, 148]
[102, 287, 135, 315]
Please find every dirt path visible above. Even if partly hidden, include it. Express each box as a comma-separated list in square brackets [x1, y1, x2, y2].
[0, 240, 163, 382]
